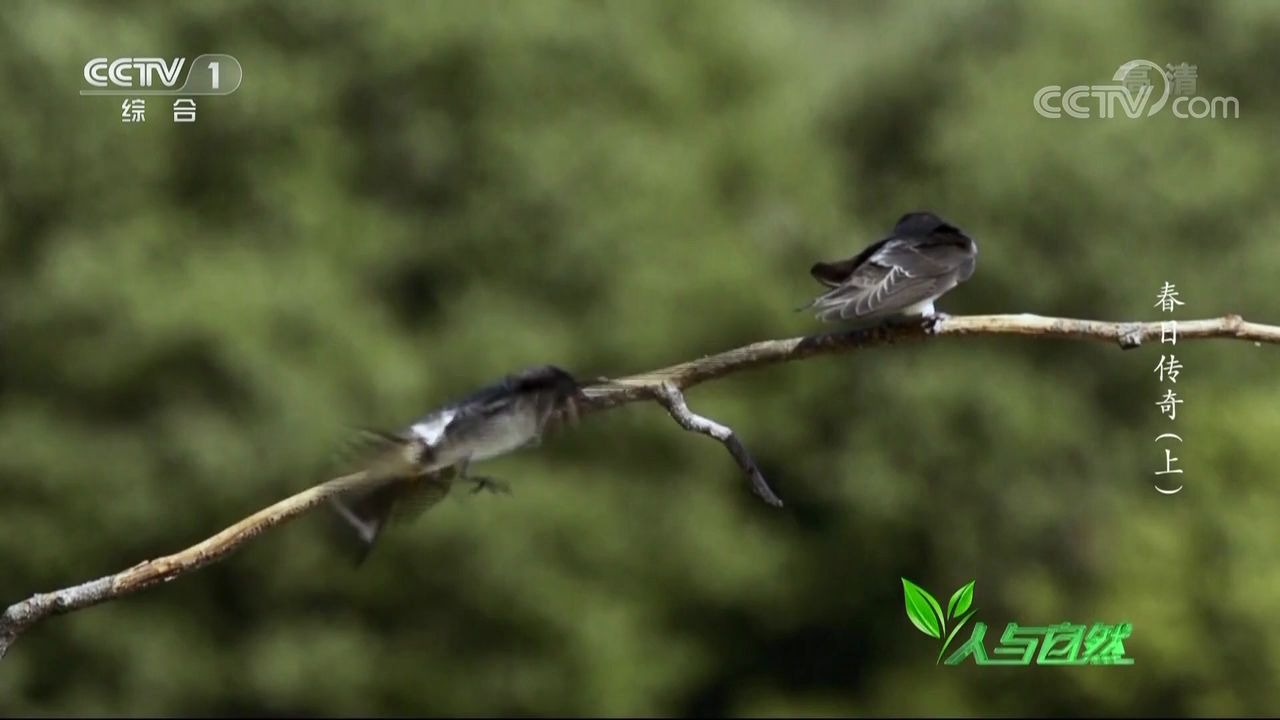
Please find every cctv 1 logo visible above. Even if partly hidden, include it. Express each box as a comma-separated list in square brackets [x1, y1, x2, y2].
[81, 55, 242, 95]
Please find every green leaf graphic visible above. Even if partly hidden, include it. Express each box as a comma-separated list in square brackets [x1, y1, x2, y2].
[938, 609, 976, 664]
[947, 580, 975, 621]
[901, 578, 944, 639]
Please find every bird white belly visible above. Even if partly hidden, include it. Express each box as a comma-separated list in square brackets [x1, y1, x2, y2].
[899, 297, 938, 317]
[468, 410, 539, 461]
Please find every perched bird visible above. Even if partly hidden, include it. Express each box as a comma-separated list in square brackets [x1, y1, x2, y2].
[801, 211, 977, 325]
[329, 364, 585, 561]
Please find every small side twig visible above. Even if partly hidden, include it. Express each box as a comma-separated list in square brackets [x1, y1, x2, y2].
[653, 381, 784, 507]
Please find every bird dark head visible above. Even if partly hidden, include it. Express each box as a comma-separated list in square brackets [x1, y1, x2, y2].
[894, 211, 974, 251]
[894, 211, 954, 235]
[507, 365, 586, 426]
[506, 365, 585, 406]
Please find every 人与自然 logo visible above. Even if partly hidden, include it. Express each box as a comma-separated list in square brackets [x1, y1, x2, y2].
[901, 578, 1134, 666]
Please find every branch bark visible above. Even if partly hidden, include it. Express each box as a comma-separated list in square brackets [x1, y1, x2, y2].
[652, 381, 784, 507]
[1, 472, 373, 660]
[2, 312, 1275, 660]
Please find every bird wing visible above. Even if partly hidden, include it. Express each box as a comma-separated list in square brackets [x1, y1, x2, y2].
[810, 239, 959, 321]
[810, 255, 870, 288]
[410, 380, 521, 446]
[871, 237, 969, 277]
[326, 426, 449, 563]
[330, 470, 455, 565]
[334, 427, 427, 483]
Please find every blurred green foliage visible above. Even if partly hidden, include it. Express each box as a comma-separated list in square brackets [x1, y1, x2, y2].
[3, 0, 1280, 715]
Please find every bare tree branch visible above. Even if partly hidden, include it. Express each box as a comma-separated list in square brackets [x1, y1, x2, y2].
[577, 313, 1280, 411]
[0, 472, 373, 660]
[2, 312, 1276, 660]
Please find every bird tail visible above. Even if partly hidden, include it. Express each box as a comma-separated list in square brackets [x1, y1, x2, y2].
[328, 469, 455, 566]
[325, 426, 442, 565]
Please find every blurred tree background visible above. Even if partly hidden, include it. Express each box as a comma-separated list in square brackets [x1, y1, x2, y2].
[2, 0, 1280, 715]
